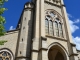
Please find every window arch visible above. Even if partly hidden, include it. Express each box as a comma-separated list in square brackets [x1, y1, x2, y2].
[49, 12, 55, 17]
[45, 10, 63, 38]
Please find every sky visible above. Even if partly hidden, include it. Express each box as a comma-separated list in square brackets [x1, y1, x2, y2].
[3, 0, 80, 50]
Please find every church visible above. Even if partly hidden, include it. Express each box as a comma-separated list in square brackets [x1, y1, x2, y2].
[0, 0, 80, 60]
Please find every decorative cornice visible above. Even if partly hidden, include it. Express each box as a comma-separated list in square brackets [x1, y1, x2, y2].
[39, 48, 48, 51]
[32, 48, 48, 52]
[46, 35, 67, 42]
[44, 1, 61, 8]
[70, 43, 76, 47]
[69, 53, 78, 57]
[41, 36, 47, 41]
[32, 50, 39, 52]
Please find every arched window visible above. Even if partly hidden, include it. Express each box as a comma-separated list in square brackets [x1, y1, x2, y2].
[45, 10, 64, 38]
[49, 20, 53, 36]
[55, 21, 59, 36]
[45, 19, 49, 35]
[59, 23, 63, 37]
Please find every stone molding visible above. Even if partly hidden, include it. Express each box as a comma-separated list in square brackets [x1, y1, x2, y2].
[41, 36, 47, 41]
[46, 35, 67, 42]
[70, 43, 76, 47]
[32, 48, 48, 52]
[44, 1, 61, 8]
[69, 53, 78, 57]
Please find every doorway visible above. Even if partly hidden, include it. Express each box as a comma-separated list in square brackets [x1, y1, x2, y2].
[48, 45, 66, 60]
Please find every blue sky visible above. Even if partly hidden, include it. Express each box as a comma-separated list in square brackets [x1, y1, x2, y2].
[3, 0, 80, 50]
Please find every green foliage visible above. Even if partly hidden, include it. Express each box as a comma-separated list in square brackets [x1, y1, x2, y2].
[0, 0, 8, 5]
[0, 0, 8, 36]
[0, 8, 6, 15]
[0, 0, 8, 45]
[0, 16, 5, 23]
[0, 40, 7, 45]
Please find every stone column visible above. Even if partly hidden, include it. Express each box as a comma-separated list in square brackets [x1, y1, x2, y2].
[39, 0, 48, 60]
[36, 0, 48, 60]
[40, 0, 45, 37]
[16, 3, 34, 60]
[31, 0, 40, 60]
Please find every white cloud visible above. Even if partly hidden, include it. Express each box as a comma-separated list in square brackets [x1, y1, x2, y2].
[9, 26, 15, 30]
[74, 19, 80, 23]
[72, 36, 80, 50]
[69, 20, 79, 33]
[67, 13, 80, 33]
[68, 13, 80, 50]
[67, 13, 73, 18]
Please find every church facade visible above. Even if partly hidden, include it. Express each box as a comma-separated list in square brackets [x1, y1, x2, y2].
[0, 0, 80, 60]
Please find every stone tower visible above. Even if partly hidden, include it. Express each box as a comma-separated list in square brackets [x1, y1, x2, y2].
[16, 0, 78, 60]
[0, 0, 80, 60]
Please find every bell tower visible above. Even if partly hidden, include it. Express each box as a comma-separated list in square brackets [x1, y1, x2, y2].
[16, 0, 79, 60]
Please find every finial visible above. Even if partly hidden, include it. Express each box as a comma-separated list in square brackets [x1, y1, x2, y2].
[24, 2, 34, 9]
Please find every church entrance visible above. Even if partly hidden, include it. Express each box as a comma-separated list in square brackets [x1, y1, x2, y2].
[55, 52, 64, 60]
[48, 45, 67, 60]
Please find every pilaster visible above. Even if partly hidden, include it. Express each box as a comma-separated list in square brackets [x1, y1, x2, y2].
[40, 0, 45, 37]
[31, 1, 47, 60]
[39, 37, 48, 60]
[31, 0, 40, 60]
[39, 0, 48, 60]
[32, 0, 40, 51]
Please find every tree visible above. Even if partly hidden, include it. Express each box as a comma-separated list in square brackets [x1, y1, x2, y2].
[0, 0, 8, 36]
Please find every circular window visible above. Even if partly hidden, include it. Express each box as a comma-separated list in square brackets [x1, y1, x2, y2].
[0, 49, 13, 60]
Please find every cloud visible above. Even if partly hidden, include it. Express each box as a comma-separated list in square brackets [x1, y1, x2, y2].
[74, 19, 80, 23]
[69, 19, 80, 33]
[72, 36, 80, 50]
[67, 13, 73, 18]
[67, 13, 80, 33]
[9, 26, 15, 30]
[68, 13, 80, 50]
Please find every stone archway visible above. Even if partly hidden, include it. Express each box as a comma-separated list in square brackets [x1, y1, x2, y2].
[48, 43, 67, 60]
